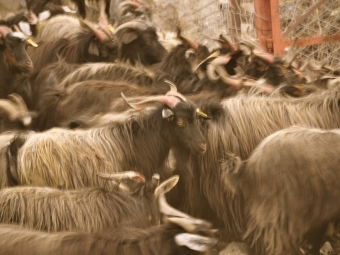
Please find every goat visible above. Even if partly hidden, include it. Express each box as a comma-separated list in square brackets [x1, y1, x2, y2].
[0, 172, 178, 232]
[0, 187, 217, 255]
[8, 85, 209, 189]
[113, 20, 167, 66]
[173, 87, 340, 244]
[239, 126, 340, 254]
[27, 20, 117, 71]
[0, 26, 33, 99]
[34, 79, 164, 130]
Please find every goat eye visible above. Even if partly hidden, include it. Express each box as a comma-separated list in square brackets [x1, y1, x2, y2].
[176, 119, 185, 127]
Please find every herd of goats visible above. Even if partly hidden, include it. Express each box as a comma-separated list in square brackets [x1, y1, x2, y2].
[1, 0, 340, 254]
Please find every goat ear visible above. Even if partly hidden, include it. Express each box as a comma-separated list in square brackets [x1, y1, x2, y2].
[88, 42, 100, 56]
[174, 233, 218, 252]
[18, 21, 32, 36]
[162, 108, 174, 119]
[154, 175, 179, 197]
[121, 31, 138, 44]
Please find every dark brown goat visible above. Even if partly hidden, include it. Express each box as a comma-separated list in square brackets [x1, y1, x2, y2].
[0, 26, 33, 99]
[172, 87, 340, 248]
[239, 126, 340, 255]
[34, 79, 164, 130]
[27, 22, 117, 72]
[9, 86, 209, 189]
[0, 189, 217, 255]
[114, 20, 167, 66]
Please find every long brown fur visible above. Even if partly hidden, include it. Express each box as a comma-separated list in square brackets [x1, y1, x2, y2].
[241, 126, 340, 255]
[12, 100, 205, 189]
[177, 87, 340, 244]
[0, 222, 212, 255]
[0, 184, 159, 232]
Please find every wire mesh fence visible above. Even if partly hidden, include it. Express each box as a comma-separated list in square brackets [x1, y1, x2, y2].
[153, 0, 340, 69]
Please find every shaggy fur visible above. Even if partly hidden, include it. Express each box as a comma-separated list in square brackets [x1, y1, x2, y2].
[240, 126, 340, 255]
[35, 80, 163, 130]
[39, 15, 83, 40]
[176, 87, 340, 242]
[0, 222, 214, 255]
[28, 26, 117, 71]
[57, 62, 158, 89]
[10, 101, 205, 189]
[0, 182, 160, 232]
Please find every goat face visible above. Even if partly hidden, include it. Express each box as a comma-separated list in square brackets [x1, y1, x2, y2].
[117, 26, 167, 66]
[1, 31, 33, 74]
[166, 101, 206, 155]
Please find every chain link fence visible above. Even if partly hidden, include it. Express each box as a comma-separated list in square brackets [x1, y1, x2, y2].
[153, 0, 340, 69]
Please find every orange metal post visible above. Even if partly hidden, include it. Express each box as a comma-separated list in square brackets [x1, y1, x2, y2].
[254, 0, 273, 52]
[270, 0, 285, 56]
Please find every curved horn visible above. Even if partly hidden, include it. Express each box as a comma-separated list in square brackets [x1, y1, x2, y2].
[177, 28, 198, 50]
[121, 92, 183, 110]
[96, 171, 146, 183]
[219, 34, 238, 52]
[158, 184, 192, 219]
[164, 80, 187, 102]
[7, 94, 28, 112]
[193, 50, 220, 72]
[215, 66, 243, 89]
[252, 50, 275, 64]
[118, 1, 141, 15]
[167, 217, 212, 233]
[154, 175, 179, 198]
[80, 19, 109, 42]
[114, 21, 149, 34]
[206, 55, 232, 81]
[238, 40, 261, 51]
[0, 100, 19, 121]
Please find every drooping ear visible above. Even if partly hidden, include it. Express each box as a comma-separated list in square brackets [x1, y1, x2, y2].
[162, 108, 174, 119]
[154, 175, 179, 197]
[174, 233, 218, 252]
[88, 41, 100, 56]
[121, 31, 138, 44]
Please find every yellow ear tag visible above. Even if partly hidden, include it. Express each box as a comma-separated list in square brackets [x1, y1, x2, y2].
[196, 108, 209, 118]
[108, 24, 115, 33]
[27, 39, 38, 47]
[207, 50, 220, 59]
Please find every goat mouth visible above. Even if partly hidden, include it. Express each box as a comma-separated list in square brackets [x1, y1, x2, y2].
[195, 142, 207, 154]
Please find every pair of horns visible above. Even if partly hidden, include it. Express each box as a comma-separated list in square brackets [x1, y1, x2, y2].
[121, 80, 186, 110]
[206, 55, 244, 90]
[0, 94, 35, 126]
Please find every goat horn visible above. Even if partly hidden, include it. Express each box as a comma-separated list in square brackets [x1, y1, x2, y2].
[252, 50, 275, 64]
[152, 173, 160, 186]
[177, 29, 198, 50]
[164, 80, 187, 102]
[193, 50, 220, 72]
[215, 66, 243, 89]
[7, 93, 28, 113]
[96, 171, 146, 183]
[158, 186, 192, 219]
[219, 34, 238, 52]
[121, 92, 182, 110]
[167, 217, 212, 233]
[114, 21, 148, 34]
[206, 54, 232, 81]
[238, 40, 260, 51]
[118, 1, 141, 15]
[0, 100, 19, 121]
[80, 19, 109, 42]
